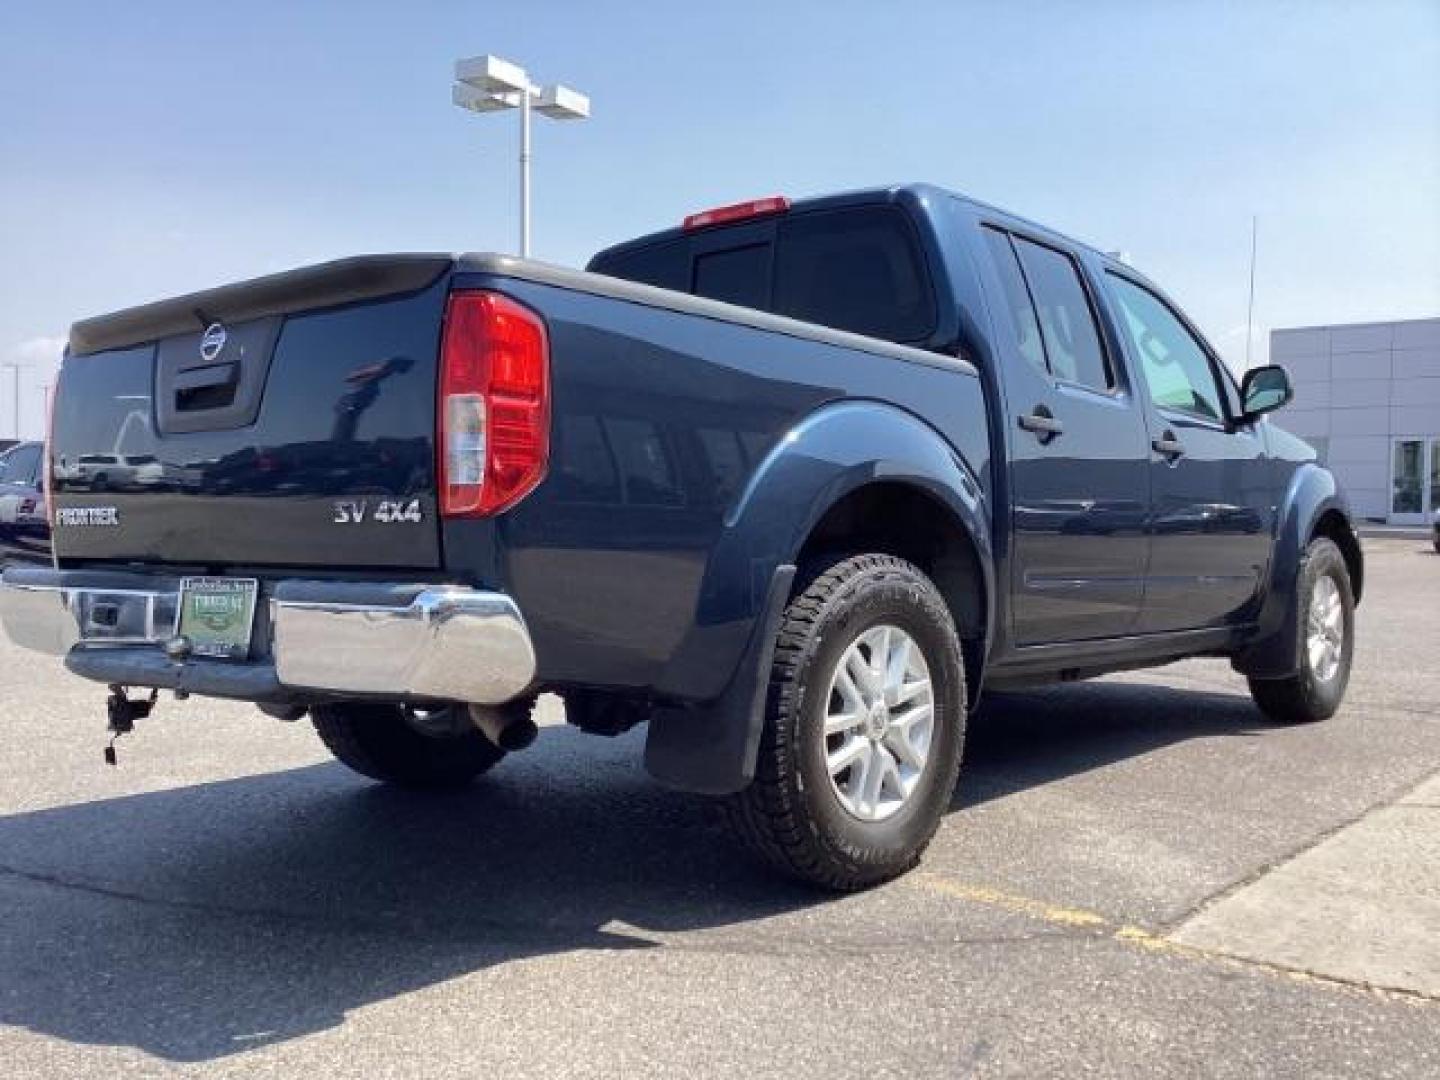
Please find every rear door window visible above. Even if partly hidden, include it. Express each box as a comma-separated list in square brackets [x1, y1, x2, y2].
[1011, 237, 1112, 391]
[982, 228, 1048, 375]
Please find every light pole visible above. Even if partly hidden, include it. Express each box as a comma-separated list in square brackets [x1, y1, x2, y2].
[2, 364, 19, 441]
[452, 55, 590, 258]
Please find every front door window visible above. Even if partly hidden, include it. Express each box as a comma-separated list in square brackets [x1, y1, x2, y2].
[1106, 275, 1226, 422]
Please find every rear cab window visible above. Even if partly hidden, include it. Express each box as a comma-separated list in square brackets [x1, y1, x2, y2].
[590, 204, 937, 346]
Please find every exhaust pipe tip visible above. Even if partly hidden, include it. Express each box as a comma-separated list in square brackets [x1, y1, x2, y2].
[469, 700, 538, 752]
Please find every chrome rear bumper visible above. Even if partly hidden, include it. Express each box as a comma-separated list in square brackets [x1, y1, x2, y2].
[0, 568, 536, 705]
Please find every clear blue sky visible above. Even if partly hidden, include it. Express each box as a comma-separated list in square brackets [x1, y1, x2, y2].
[1, 0, 1436, 417]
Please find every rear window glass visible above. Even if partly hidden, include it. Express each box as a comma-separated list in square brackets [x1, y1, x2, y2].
[774, 208, 935, 343]
[694, 244, 769, 308]
[593, 239, 688, 291]
[591, 205, 936, 345]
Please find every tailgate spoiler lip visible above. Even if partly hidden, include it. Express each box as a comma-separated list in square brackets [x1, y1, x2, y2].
[69, 253, 458, 356]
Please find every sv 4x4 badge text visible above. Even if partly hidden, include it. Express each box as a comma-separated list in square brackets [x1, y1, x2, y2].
[332, 498, 424, 524]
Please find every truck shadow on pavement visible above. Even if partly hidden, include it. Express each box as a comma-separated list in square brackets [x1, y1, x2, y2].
[0, 680, 1266, 1062]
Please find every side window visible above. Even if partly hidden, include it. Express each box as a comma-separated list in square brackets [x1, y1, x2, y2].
[1012, 237, 1112, 391]
[1106, 275, 1225, 421]
[982, 227, 1047, 375]
[2, 444, 39, 484]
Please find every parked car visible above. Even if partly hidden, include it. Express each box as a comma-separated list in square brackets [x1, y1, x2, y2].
[1433, 508, 1439, 554]
[56, 452, 165, 491]
[0, 184, 1362, 889]
[0, 440, 50, 565]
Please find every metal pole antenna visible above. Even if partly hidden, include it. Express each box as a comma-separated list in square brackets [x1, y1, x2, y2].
[1244, 215, 1258, 372]
[519, 84, 532, 258]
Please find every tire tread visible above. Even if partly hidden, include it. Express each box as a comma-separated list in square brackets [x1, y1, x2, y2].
[312, 703, 505, 789]
[724, 553, 965, 890]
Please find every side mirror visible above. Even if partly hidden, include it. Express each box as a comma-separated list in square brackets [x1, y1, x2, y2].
[1240, 364, 1292, 420]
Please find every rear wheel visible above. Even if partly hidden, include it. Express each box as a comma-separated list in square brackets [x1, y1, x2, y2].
[312, 702, 505, 789]
[1247, 537, 1354, 724]
[725, 553, 967, 891]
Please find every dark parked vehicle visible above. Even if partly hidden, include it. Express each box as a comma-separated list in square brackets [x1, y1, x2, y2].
[0, 440, 51, 565]
[0, 185, 1362, 889]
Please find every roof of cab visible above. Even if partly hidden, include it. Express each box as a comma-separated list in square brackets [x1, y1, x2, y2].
[588, 182, 1120, 271]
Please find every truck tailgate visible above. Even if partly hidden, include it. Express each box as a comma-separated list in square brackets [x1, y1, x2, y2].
[51, 256, 452, 570]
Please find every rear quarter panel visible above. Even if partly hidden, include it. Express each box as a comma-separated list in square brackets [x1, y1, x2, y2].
[443, 274, 992, 699]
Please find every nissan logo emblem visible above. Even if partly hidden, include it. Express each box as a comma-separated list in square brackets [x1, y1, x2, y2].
[200, 323, 228, 362]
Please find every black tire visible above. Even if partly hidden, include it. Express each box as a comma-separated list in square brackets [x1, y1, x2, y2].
[1247, 537, 1355, 724]
[725, 553, 967, 891]
[312, 702, 505, 789]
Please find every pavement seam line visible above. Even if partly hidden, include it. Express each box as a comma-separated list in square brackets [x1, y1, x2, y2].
[906, 871, 1439, 1008]
[1159, 764, 1440, 935]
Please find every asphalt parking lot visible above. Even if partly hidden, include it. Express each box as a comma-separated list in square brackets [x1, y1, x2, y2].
[0, 535, 1436, 1078]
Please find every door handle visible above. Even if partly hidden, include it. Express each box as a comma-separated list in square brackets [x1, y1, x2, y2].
[1152, 431, 1185, 460]
[1018, 406, 1064, 443]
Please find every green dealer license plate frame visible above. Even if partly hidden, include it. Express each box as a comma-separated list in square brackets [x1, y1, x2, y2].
[177, 576, 259, 660]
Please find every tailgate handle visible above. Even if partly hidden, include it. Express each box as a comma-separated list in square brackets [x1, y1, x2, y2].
[173, 362, 237, 393]
[173, 362, 239, 411]
[155, 314, 281, 434]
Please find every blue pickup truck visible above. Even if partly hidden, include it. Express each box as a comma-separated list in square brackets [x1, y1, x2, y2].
[0, 184, 1362, 889]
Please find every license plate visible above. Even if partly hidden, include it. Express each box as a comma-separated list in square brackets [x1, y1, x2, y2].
[178, 577, 259, 660]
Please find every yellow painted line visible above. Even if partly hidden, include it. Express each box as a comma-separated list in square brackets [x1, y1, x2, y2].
[908, 872, 1110, 929]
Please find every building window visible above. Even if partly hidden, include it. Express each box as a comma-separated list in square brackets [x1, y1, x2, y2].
[1392, 439, 1424, 515]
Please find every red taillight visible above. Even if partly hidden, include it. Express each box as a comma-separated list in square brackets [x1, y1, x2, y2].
[682, 195, 791, 231]
[438, 290, 550, 517]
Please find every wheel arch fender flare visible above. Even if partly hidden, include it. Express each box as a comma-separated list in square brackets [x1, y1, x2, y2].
[1233, 463, 1361, 679]
[678, 398, 993, 683]
[645, 399, 994, 794]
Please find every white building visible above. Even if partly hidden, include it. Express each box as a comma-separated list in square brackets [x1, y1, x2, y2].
[1270, 317, 1440, 524]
